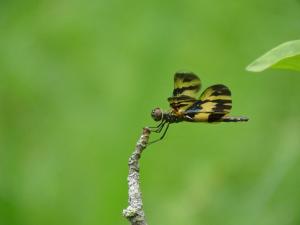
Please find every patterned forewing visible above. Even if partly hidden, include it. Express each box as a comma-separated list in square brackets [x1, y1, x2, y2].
[168, 72, 201, 112]
[172, 72, 201, 98]
[185, 84, 232, 122]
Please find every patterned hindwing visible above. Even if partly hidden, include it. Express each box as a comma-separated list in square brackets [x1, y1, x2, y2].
[167, 72, 201, 112]
[199, 84, 232, 113]
[184, 84, 232, 122]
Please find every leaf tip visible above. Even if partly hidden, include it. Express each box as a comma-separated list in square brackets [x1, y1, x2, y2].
[245, 62, 265, 72]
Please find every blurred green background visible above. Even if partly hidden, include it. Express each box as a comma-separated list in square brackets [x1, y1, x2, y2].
[1, 1, 300, 225]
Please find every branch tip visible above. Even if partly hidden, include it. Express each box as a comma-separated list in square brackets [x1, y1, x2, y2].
[123, 127, 150, 225]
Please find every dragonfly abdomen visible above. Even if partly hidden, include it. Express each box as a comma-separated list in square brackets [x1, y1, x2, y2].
[221, 116, 249, 122]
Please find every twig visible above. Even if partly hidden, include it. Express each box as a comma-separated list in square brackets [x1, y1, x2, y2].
[123, 127, 151, 225]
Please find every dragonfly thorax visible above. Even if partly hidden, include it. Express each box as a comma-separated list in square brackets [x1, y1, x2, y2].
[163, 111, 184, 123]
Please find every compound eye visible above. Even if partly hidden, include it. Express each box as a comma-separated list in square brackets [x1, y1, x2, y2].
[151, 108, 162, 121]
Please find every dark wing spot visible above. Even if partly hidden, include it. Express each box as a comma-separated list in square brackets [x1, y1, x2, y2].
[175, 72, 199, 83]
[210, 85, 231, 96]
[173, 84, 200, 96]
[184, 100, 203, 117]
[168, 95, 196, 102]
[214, 103, 231, 112]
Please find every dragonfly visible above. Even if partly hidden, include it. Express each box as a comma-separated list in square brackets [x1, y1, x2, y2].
[148, 71, 248, 144]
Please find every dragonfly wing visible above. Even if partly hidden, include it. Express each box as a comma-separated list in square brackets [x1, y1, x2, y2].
[168, 72, 201, 112]
[172, 71, 201, 98]
[184, 84, 232, 122]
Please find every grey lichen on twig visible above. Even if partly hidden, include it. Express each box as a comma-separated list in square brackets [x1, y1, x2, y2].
[123, 127, 151, 225]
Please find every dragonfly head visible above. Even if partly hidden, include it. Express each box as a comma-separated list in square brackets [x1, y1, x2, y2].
[151, 107, 163, 121]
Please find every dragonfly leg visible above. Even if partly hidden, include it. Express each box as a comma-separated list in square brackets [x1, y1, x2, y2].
[148, 123, 170, 145]
[148, 120, 166, 133]
[148, 119, 164, 129]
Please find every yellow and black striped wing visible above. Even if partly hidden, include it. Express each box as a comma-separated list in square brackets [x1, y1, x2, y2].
[172, 72, 201, 98]
[184, 84, 232, 122]
[167, 72, 201, 112]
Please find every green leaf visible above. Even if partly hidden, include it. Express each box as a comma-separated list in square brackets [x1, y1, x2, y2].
[246, 40, 300, 72]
